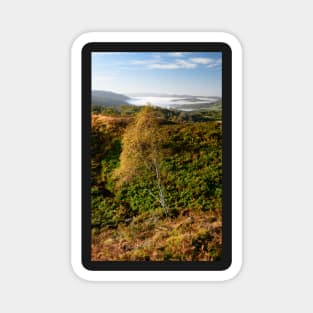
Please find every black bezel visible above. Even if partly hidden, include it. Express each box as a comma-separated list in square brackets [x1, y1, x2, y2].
[82, 42, 232, 271]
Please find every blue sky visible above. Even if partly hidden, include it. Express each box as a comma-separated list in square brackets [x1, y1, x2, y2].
[92, 52, 222, 97]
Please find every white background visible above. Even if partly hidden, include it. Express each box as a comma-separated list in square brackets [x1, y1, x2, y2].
[0, 0, 312, 312]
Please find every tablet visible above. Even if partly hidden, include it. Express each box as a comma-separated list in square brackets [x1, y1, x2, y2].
[71, 32, 242, 281]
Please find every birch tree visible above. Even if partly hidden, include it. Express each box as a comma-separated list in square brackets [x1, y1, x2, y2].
[113, 106, 168, 215]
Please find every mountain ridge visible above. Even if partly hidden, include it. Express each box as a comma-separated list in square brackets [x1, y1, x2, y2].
[92, 90, 130, 106]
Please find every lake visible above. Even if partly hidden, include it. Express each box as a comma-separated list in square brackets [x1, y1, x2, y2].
[127, 96, 217, 111]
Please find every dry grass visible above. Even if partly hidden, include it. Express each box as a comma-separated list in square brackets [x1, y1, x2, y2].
[92, 114, 133, 130]
[91, 208, 222, 261]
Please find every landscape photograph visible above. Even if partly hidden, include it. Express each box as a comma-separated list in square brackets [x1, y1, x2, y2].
[90, 51, 223, 261]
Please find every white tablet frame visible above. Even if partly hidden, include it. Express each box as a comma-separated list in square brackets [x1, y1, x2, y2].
[71, 32, 242, 281]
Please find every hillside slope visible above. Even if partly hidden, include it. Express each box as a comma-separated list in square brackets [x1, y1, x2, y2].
[91, 106, 222, 261]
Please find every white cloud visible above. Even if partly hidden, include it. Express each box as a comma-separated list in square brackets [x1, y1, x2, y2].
[147, 59, 197, 70]
[148, 63, 180, 69]
[176, 59, 197, 69]
[206, 58, 222, 68]
[168, 52, 184, 57]
[130, 56, 162, 65]
[187, 57, 222, 68]
[190, 57, 214, 64]
[131, 55, 221, 70]
[131, 60, 150, 65]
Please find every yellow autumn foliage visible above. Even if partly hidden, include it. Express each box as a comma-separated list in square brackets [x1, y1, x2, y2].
[113, 106, 162, 186]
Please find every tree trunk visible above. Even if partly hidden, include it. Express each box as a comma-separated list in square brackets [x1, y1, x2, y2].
[152, 158, 168, 216]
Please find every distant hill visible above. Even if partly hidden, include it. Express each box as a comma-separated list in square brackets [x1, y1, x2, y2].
[92, 90, 221, 112]
[92, 90, 130, 106]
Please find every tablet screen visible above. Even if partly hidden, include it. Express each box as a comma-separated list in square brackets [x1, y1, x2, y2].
[81, 43, 232, 271]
